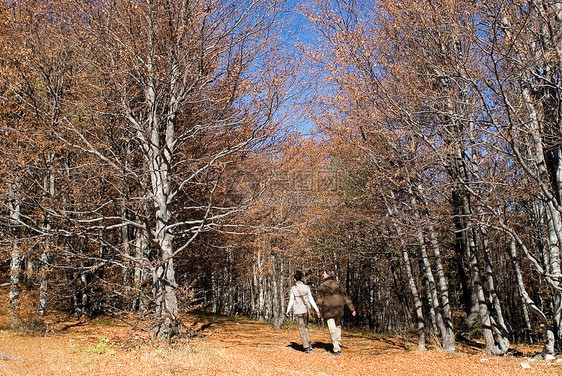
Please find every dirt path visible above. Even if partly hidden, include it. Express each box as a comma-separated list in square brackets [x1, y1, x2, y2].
[0, 314, 561, 375]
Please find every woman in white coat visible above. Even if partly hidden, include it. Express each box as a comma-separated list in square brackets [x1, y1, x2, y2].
[286, 270, 320, 354]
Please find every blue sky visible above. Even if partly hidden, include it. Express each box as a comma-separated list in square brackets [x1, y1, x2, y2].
[276, 0, 322, 137]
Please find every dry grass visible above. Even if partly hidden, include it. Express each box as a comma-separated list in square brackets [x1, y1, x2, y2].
[0, 293, 561, 375]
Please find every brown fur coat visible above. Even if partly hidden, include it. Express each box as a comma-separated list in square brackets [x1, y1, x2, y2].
[316, 278, 355, 325]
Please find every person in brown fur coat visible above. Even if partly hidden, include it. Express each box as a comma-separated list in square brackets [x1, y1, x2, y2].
[316, 270, 356, 356]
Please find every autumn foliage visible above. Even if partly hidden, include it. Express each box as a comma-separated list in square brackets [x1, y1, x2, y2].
[2, 0, 562, 362]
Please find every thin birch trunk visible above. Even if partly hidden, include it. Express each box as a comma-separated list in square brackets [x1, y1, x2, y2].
[38, 163, 55, 317]
[211, 269, 219, 314]
[271, 252, 283, 329]
[508, 237, 555, 355]
[257, 250, 265, 319]
[544, 203, 562, 349]
[402, 244, 426, 350]
[465, 228, 497, 354]
[252, 257, 258, 316]
[80, 270, 88, 316]
[427, 223, 455, 352]
[386, 196, 426, 350]
[9, 187, 21, 329]
[9, 242, 21, 328]
[133, 226, 150, 312]
[481, 230, 510, 354]
[38, 248, 49, 317]
[417, 227, 450, 350]
[506, 237, 531, 334]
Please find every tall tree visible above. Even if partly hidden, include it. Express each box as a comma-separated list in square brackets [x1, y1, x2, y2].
[3, 0, 290, 339]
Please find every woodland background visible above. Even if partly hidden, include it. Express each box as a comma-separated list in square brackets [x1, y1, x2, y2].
[2, 0, 562, 358]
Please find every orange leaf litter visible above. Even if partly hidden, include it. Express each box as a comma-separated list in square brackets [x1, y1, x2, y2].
[0, 314, 560, 376]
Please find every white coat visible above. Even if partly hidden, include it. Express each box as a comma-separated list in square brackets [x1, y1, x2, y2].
[286, 281, 320, 315]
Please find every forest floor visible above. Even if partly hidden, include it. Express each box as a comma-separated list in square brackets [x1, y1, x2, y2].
[1, 296, 561, 375]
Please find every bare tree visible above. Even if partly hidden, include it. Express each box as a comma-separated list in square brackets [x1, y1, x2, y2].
[57, 0, 286, 339]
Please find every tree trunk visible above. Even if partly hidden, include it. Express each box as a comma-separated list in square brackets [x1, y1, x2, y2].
[271, 252, 285, 329]
[386, 198, 426, 350]
[38, 248, 49, 317]
[417, 227, 452, 351]
[466, 229, 497, 355]
[508, 237, 556, 355]
[257, 250, 265, 319]
[9, 188, 21, 329]
[146, 54, 179, 340]
[545, 203, 562, 350]
[481, 229, 509, 354]
[133, 226, 150, 312]
[38, 169, 53, 317]
[427, 223, 455, 352]
[402, 244, 426, 350]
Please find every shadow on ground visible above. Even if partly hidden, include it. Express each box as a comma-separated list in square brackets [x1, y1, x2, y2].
[288, 342, 306, 352]
[287, 341, 334, 353]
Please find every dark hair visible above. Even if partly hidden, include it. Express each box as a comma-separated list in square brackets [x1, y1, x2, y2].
[293, 270, 304, 282]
